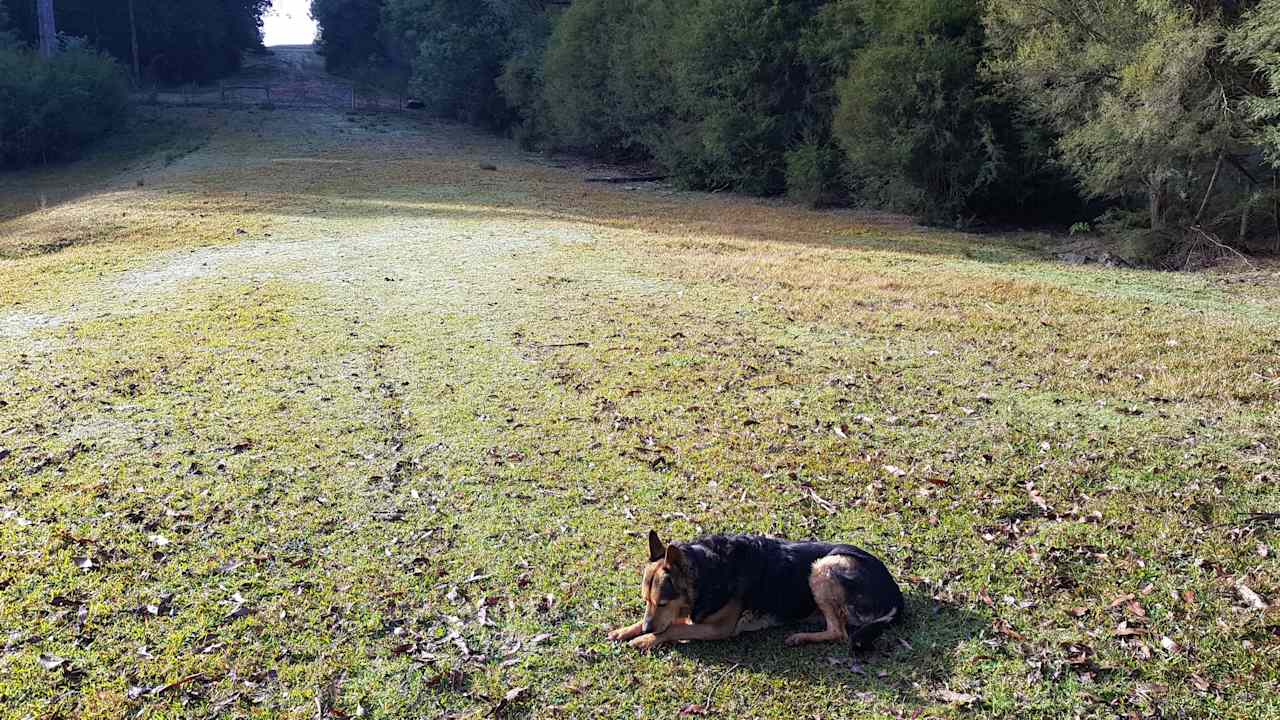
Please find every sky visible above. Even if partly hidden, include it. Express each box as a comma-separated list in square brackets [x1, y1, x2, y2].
[262, 0, 318, 46]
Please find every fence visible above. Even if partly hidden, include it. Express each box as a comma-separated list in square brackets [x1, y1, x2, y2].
[136, 81, 407, 112]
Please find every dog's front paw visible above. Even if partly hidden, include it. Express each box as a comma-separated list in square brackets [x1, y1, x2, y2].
[628, 633, 664, 652]
[607, 625, 640, 642]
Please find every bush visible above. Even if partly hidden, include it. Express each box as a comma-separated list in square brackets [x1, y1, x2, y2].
[0, 0, 15, 50]
[660, 0, 823, 195]
[537, 0, 826, 196]
[383, 0, 514, 128]
[0, 46, 129, 168]
[829, 1, 993, 220]
[536, 0, 674, 158]
[784, 138, 847, 207]
[312, 0, 386, 73]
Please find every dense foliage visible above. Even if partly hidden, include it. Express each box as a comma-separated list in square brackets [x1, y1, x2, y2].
[0, 0, 14, 49]
[311, 0, 386, 73]
[6, 0, 267, 83]
[312, 0, 1280, 255]
[1233, 0, 1280, 166]
[0, 44, 129, 168]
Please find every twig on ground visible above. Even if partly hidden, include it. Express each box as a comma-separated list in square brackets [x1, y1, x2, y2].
[584, 175, 667, 184]
[705, 663, 740, 713]
[150, 672, 207, 697]
[537, 341, 591, 349]
[1190, 226, 1255, 270]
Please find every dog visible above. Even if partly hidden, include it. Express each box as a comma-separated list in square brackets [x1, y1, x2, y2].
[607, 531, 904, 653]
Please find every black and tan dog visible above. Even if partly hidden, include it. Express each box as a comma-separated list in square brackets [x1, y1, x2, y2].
[608, 531, 904, 653]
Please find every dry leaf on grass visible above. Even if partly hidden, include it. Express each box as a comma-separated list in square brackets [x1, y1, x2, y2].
[1236, 583, 1268, 611]
[937, 688, 978, 705]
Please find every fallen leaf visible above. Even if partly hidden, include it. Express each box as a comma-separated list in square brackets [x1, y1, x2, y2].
[882, 465, 907, 478]
[937, 689, 978, 705]
[1108, 593, 1136, 609]
[38, 654, 66, 671]
[224, 604, 254, 622]
[1114, 621, 1145, 637]
[1236, 583, 1268, 611]
[150, 672, 206, 696]
[679, 704, 708, 716]
[493, 686, 528, 715]
[1159, 636, 1181, 654]
[148, 534, 171, 548]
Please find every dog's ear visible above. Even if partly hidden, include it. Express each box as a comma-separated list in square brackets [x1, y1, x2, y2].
[648, 530, 665, 562]
[664, 543, 685, 571]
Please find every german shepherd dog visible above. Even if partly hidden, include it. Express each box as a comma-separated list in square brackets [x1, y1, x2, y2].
[608, 531, 904, 653]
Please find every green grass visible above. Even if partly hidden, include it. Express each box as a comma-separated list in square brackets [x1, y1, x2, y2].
[1, 106, 1278, 720]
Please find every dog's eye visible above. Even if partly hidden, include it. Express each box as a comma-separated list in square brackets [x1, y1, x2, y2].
[657, 601, 669, 607]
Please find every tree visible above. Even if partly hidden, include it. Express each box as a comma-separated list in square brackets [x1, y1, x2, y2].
[984, 0, 1257, 233]
[36, 0, 56, 58]
[829, 0, 1001, 219]
[7, 0, 268, 83]
[383, 0, 519, 127]
[1232, 0, 1280, 165]
[127, 0, 139, 81]
[310, 0, 385, 73]
[0, 0, 16, 48]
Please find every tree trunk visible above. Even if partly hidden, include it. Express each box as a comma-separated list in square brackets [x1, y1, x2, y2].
[128, 0, 141, 83]
[36, 0, 57, 59]
[1148, 173, 1167, 231]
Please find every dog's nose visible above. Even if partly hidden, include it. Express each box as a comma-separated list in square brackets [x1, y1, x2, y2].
[642, 619, 654, 634]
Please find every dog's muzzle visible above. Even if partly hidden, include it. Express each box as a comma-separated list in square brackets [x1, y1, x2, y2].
[642, 617, 655, 634]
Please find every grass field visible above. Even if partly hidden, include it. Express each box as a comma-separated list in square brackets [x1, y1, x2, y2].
[1, 102, 1278, 720]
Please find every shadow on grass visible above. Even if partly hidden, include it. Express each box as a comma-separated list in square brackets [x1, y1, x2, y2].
[0, 109, 193, 224]
[671, 591, 985, 695]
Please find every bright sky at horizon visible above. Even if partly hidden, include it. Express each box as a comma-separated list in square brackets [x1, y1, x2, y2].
[262, 0, 318, 46]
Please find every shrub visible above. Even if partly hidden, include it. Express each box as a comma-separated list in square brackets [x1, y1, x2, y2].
[536, 0, 675, 158]
[829, 1, 994, 220]
[784, 138, 847, 207]
[312, 0, 386, 73]
[0, 0, 15, 50]
[537, 0, 826, 195]
[383, 0, 514, 128]
[0, 46, 129, 169]
[660, 0, 823, 195]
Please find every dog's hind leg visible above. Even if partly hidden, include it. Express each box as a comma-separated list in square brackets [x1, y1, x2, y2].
[846, 607, 899, 652]
[784, 556, 853, 647]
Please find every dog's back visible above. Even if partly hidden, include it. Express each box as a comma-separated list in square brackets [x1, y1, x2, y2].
[679, 534, 904, 648]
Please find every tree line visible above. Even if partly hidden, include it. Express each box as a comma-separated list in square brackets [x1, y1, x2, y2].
[313, 0, 1280, 262]
[5, 0, 268, 83]
[0, 0, 269, 170]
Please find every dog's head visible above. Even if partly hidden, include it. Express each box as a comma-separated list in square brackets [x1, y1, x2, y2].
[639, 530, 694, 635]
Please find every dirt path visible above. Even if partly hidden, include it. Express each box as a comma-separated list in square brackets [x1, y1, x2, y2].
[136, 44, 398, 109]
